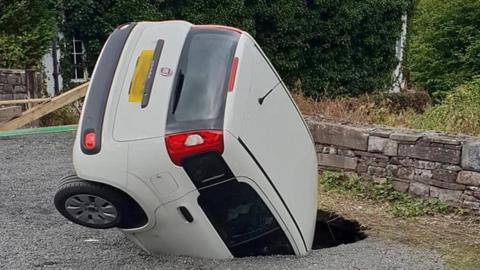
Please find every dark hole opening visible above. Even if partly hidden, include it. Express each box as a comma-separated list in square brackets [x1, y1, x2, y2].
[312, 209, 367, 250]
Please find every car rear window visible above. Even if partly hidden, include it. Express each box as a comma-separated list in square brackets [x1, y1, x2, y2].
[198, 181, 295, 257]
[166, 29, 239, 133]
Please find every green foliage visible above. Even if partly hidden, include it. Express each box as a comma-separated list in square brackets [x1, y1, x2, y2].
[411, 78, 480, 136]
[165, 0, 255, 31]
[0, 0, 56, 69]
[60, 0, 412, 96]
[40, 105, 80, 127]
[164, 0, 311, 88]
[406, 0, 480, 98]
[60, 0, 167, 87]
[300, 0, 413, 97]
[319, 171, 450, 217]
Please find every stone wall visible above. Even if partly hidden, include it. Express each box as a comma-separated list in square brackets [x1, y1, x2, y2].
[306, 118, 480, 214]
[0, 69, 43, 102]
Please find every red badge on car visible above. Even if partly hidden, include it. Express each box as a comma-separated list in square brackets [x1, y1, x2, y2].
[160, 67, 172, 77]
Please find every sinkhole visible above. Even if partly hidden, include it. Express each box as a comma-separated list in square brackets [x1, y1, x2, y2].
[312, 209, 367, 250]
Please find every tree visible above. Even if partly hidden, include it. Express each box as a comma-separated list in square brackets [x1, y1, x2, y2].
[406, 0, 480, 98]
[0, 0, 56, 69]
[300, 0, 413, 97]
[60, 0, 412, 96]
[60, 0, 167, 86]
[165, 0, 412, 97]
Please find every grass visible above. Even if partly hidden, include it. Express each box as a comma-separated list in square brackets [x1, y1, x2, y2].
[292, 90, 424, 128]
[293, 79, 480, 137]
[319, 171, 450, 217]
[317, 171, 480, 269]
[411, 78, 480, 137]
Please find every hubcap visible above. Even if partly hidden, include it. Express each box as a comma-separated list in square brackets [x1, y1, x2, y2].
[65, 194, 118, 225]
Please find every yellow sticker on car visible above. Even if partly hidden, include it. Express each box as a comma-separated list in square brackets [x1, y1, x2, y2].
[128, 50, 154, 103]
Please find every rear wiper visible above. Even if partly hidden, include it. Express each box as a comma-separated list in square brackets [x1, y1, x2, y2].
[171, 72, 185, 114]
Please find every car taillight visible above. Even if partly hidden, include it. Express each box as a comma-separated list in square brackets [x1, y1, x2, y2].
[165, 130, 224, 166]
[192, 25, 242, 34]
[83, 132, 96, 150]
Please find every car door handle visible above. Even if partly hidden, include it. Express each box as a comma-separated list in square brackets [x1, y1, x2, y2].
[178, 206, 194, 223]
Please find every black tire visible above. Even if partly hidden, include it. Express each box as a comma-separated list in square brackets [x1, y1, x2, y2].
[54, 180, 129, 229]
[58, 174, 81, 186]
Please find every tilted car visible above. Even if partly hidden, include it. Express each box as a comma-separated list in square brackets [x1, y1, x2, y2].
[54, 21, 318, 259]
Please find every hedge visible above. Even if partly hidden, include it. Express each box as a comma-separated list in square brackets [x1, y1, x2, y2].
[59, 0, 165, 86]
[406, 0, 480, 99]
[60, 0, 412, 96]
[298, 0, 413, 97]
[0, 0, 56, 69]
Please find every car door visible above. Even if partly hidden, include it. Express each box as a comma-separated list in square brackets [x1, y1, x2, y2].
[237, 43, 318, 249]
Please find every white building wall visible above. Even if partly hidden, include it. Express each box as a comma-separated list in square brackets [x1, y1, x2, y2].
[42, 45, 63, 96]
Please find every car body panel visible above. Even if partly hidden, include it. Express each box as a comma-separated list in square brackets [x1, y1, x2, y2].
[70, 21, 317, 259]
[113, 22, 192, 142]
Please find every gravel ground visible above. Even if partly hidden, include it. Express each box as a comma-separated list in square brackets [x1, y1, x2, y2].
[0, 132, 445, 269]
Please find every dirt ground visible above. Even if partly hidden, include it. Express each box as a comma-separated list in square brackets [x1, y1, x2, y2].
[317, 187, 480, 270]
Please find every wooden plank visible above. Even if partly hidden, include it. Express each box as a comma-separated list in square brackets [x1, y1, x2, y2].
[0, 106, 22, 122]
[0, 98, 52, 106]
[0, 83, 89, 131]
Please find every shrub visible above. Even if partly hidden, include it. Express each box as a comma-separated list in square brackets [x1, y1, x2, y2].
[371, 91, 431, 113]
[406, 0, 480, 98]
[60, 0, 166, 88]
[300, 0, 413, 97]
[60, 0, 413, 96]
[40, 104, 80, 127]
[0, 0, 56, 69]
[411, 78, 480, 136]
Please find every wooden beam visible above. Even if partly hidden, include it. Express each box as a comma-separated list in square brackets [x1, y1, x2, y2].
[0, 106, 22, 122]
[0, 98, 52, 106]
[0, 83, 89, 131]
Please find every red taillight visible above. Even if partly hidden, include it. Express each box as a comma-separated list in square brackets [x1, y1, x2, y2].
[84, 132, 96, 150]
[228, 57, 239, 92]
[193, 25, 242, 34]
[165, 130, 224, 166]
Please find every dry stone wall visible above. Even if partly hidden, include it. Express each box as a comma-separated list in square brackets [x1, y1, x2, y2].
[306, 118, 480, 214]
[0, 69, 43, 102]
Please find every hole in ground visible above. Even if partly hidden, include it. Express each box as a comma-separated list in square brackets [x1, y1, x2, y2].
[312, 209, 367, 249]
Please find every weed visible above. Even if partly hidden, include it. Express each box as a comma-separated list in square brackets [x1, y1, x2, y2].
[319, 171, 450, 217]
[292, 90, 419, 128]
[39, 104, 80, 127]
[411, 78, 480, 136]
[293, 82, 480, 137]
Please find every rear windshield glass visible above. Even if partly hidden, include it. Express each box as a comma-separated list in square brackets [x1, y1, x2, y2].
[166, 29, 239, 133]
[198, 181, 295, 257]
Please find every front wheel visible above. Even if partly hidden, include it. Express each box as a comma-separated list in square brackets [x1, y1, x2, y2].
[54, 180, 127, 229]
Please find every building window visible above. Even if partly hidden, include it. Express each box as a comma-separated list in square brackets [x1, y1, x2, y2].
[71, 37, 88, 82]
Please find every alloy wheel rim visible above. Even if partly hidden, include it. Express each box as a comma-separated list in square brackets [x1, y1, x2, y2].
[65, 194, 118, 225]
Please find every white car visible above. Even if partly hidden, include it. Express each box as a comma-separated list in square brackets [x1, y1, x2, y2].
[54, 21, 318, 259]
